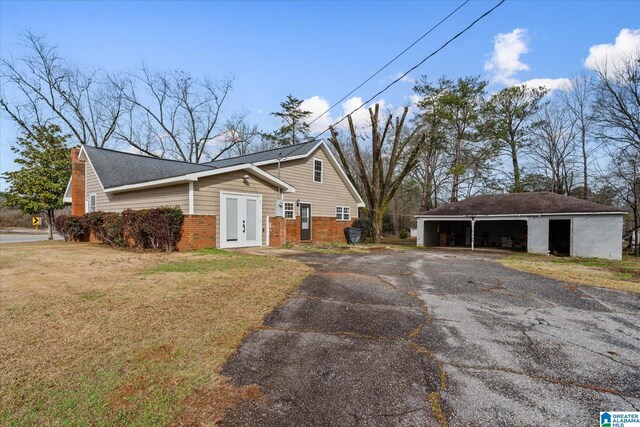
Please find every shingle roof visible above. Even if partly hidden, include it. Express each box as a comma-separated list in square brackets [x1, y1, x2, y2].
[84, 146, 214, 189]
[418, 192, 625, 216]
[203, 140, 320, 168]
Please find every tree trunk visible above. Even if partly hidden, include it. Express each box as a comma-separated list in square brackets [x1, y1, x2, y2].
[635, 210, 639, 257]
[511, 141, 521, 192]
[450, 137, 461, 202]
[46, 209, 54, 240]
[581, 128, 588, 199]
[421, 158, 432, 212]
[370, 208, 382, 243]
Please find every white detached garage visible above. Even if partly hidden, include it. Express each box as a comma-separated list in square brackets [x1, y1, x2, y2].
[415, 192, 626, 260]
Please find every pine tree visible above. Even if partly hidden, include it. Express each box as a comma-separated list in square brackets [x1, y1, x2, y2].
[263, 95, 312, 146]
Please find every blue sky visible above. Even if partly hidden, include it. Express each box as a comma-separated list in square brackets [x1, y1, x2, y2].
[1, 0, 639, 188]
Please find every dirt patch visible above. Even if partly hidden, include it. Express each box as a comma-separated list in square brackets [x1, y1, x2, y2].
[141, 344, 176, 362]
[177, 382, 265, 426]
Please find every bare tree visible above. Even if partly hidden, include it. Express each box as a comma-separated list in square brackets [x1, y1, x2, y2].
[220, 112, 261, 157]
[115, 65, 233, 163]
[329, 104, 426, 243]
[593, 53, 640, 153]
[0, 31, 122, 146]
[411, 88, 448, 211]
[601, 148, 639, 255]
[559, 74, 596, 198]
[529, 102, 578, 194]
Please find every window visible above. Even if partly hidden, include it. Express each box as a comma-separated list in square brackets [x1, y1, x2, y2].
[284, 202, 295, 219]
[335, 206, 350, 221]
[89, 194, 96, 212]
[313, 159, 323, 183]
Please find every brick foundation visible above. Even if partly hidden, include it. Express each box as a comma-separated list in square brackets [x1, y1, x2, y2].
[269, 217, 287, 246]
[71, 147, 85, 216]
[177, 215, 216, 251]
[269, 216, 352, 246]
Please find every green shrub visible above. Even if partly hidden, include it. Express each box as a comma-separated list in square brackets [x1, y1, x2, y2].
[399, 229, 409, 239]
[54, 215, 86, 241]
[122, 207, 183, 251]
[121, 209, 148, 249]
[59, 207, 183, 251]
[84, 212, 125, 247]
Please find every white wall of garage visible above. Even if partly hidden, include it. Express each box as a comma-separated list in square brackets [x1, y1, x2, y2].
[416, 214, 624, 260]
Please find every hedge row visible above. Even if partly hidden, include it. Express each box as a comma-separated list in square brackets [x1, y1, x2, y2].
[55, 207, 184, 252]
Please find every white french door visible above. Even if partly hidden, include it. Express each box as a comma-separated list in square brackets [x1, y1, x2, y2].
[220, 192, 262, 248]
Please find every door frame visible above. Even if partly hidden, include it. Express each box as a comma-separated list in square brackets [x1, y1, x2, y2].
[220, 191, 263, 249]
[299, 202, 312, 241]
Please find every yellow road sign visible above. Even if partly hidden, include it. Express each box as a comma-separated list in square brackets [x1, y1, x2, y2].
[32, 216, 41, 226]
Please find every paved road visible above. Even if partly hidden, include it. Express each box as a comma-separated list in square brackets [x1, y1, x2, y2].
[0, 232, 63, 244]
[220, 250, 640, 426]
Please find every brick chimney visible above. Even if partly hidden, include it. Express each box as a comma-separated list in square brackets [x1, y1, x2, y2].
[71, 147, 86, 216]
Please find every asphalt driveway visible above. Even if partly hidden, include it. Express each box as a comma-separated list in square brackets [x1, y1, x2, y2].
[220, 250, 640, 426]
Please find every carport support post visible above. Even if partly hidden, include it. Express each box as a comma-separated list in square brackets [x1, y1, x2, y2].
[471, 218, 475, 251]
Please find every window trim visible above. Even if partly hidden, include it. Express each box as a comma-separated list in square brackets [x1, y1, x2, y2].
[313, 158, 323, 183]
[335, 206, 351, 221]
[89, 193, 97, 213]
[284, 201, 295, 219]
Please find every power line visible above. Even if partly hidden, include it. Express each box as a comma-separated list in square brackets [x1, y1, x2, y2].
[307, 0, 470, 128]
[311, 0, 507, 140]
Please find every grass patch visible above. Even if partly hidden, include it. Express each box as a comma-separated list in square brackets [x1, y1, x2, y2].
[0, 241, 312, 426]
[289, 239, 418, 254]
[140, 255, 274, 274]
[192, 248, 235, 257]
[500, 253, 640, 294]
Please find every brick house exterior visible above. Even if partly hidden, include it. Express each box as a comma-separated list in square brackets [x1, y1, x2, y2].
[65, 141, 365, 250]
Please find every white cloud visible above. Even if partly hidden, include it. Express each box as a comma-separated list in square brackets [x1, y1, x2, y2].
[521, 77, 571, 92]
[379, 72, 415, 85]
[301, 96, 334, 134]
[394, 72, 415, 84]
[484, 28, 571, 92]
[484, 28, 530, 85]
[407, 94, 421, 108]
[301, 95, 387, 134]
[342, 97, 386, 129]
[585, 28, 640, 71]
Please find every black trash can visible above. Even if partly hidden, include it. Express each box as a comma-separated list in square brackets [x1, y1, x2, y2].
[343, 227, 362, 245]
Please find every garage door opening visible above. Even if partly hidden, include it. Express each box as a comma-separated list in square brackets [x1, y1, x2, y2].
[549, 219, 570, 256]
[423, 220, 527, 251]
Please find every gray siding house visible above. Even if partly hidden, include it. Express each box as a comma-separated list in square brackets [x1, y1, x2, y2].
[415, 192, 626, 260]
[65, 141, 364, 250]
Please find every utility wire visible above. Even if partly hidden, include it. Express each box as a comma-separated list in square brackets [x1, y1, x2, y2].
[307, 0, 470, 127]
[311, 0, 507, 140]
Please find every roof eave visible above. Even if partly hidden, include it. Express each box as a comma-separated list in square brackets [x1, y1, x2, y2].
[415, 211, 628, 218]
[103, 163, 295, 194]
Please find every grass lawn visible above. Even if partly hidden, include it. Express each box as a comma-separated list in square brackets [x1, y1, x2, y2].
[500, 253, 640, 294]
[0, 241, 311, 426]
[287, 236, 418, 254]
